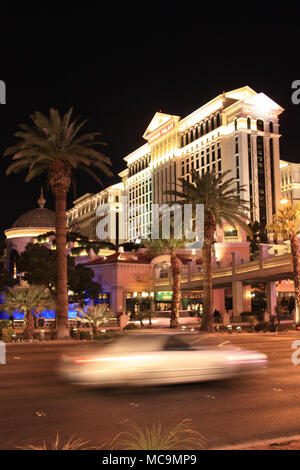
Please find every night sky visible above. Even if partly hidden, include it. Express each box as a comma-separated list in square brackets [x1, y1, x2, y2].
[0, 7, 299, 236]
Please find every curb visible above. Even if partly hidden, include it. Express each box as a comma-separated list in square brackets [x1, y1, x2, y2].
[3, 330, 300, 345]
[211, 433, 300, 450]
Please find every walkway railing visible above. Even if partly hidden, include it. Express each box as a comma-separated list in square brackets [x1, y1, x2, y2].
[155, 251, 295, 289]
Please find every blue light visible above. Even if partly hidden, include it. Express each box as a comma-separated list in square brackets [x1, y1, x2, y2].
[0, 309, 80, 320]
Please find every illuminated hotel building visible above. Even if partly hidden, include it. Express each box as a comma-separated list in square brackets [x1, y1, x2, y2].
[67, 86, 284, 245]
[6, 87, 289, 317]
[280, 160, 300, 204]
[121, 85, 283, 243]
[67, 183, 124, 244]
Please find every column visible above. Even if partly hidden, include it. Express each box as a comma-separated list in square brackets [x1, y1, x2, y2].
[259, 244, 269, 269]
[231, 251, 241, 274]
[232, 280, 243, 315]
[153, 171, 158, 205]
[243, 285, 252, 312]
[213, 288, 225, 314]
[110, 286, 125, 314]
[266, 281, 277, 319]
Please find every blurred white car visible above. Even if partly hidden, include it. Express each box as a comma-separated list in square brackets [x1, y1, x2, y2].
[58, 334, 267, 387]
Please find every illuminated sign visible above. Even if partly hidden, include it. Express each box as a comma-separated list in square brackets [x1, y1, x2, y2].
[155, 291, 173, 301]
[148, 121, 175, 143]
[242, 106, 277, 118]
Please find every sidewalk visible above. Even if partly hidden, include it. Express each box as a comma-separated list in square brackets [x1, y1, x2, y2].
[4, 338, 85, 346]
[3, 324, 299, 346]
[214, 434, 300, 450]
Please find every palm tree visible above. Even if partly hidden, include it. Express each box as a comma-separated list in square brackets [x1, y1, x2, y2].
[3, 285, 55, 340]
[4, 108, 113, 338]
[135, 308, 155, 328]
[267, 203, 300, 326]
[76, 303, 113, 336]
[166, 169, 251, 332]
[247, 220, 267, 260]
[146, 237, 186, 328]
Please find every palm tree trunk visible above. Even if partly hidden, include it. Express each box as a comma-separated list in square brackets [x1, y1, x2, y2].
[291, 234, 300, 326]
[201, 213, 216, 332]
[170, 253, 181, 328]
[24, 308, 35, 340]
[92, 323, 98, 337]
[201, 240, 213, 332]
[55, 190, 69, 339]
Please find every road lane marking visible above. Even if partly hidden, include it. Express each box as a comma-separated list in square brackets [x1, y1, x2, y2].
[190, 335, 210, 344]
[217, 341, 230, 348]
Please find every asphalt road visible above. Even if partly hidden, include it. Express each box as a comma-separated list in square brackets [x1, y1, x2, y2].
[1, 332, 300, 450]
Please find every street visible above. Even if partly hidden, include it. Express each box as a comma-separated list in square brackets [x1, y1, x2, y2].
[1, 332, 300, 450]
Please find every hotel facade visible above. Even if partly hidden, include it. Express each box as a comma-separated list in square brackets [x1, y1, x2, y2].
[280, 160, 300, 204]
[6, 86, 300, 321]
[62, 86, 292, 317]
[68, 85, 283, 246]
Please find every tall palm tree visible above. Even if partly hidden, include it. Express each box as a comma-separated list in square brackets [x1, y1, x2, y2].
[267, 203, 300, 326]
[166, 169, 251, 332]
[146, 236, 186, 328]
[4, 108, 113, 338]
[3, 285, 55, 340]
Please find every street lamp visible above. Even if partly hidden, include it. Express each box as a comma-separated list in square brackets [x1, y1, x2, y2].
[280, 197, 300, 205]
[280, 198, 289, 205]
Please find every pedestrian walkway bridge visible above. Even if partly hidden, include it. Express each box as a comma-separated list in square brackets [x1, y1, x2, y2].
[155, 251, 295, 290]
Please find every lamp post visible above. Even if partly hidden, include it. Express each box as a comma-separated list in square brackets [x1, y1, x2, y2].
[280, 197, 300, 205]
[187, 249, 196, 311]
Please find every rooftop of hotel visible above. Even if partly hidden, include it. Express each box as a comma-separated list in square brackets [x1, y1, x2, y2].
[84, 250, 202, 266]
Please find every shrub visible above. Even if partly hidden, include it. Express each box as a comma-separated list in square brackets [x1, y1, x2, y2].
[2, 327, 14, 342]
[16, 433, 101, 450]
[240, 313, 255, 322]
[246, 315, 257, 323]
[0, 320, 12, 338]
[94, 332, 116, 341]
[123, 323, 139, 330]
[70, 328, 80, 340]
[269, 323, 277, 333]
[14, 332, 25, 342]
[111, 419, 207, 450]
[79, 330, 93, 340]
[240, 311, 262, 319]
[46, 331, 57, 341]
[254, 321, 268, 332]
[251, 311, 264, 319]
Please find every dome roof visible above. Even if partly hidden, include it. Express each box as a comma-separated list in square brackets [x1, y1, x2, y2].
[13, 207, 55, 228]
[12, 188, 55, 229]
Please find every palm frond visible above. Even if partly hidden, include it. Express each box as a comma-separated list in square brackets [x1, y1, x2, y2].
[165, 169, 251, 238]
[3, 108, 113, 188]
[77, 304, 113, 326]
[267, 203, 300, 240]
[3, 285, 55, 314]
